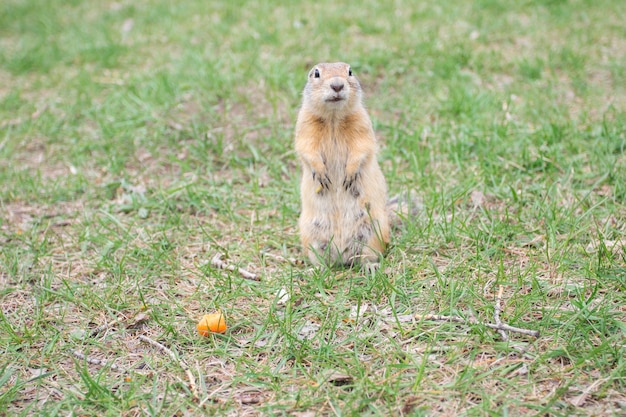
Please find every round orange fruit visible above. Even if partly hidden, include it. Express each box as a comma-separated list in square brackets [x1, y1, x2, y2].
[197, 312, 227, 336]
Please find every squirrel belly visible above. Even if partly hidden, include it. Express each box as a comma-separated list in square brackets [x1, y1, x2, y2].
[299, 160, 389, 268]
[295, 62, 390, 270]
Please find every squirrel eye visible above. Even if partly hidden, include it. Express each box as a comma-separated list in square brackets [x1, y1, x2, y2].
[314, 68, 320, 78]
[348, 68, 353, 76]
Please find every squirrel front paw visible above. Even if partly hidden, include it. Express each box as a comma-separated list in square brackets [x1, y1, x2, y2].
[312, 170, 332, 194]
[343, 171, 361, 198]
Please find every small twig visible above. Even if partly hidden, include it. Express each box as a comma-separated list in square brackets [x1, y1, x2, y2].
[261, 251, 303, 266]
[138, 335, 198, 399]
[482, 277, 496, 296]
[415, 314, 540, 338]
[90, 312, 150, 336]
[198, 394, 221, 408]
[90, 315, 127, 337]
[493, 285, 509, 341]
[569, 377, 609, 407]
[211, 253, 259, 281]
[198, 384, 227, 408]
[31, 104, 48, 120]
[72, 350, 121, 371]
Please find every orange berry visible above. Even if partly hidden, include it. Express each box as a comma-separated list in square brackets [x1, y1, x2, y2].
[197, 312, 227, 336]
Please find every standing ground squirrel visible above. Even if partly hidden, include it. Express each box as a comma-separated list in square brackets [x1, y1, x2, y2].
[295, 62, 390, 271]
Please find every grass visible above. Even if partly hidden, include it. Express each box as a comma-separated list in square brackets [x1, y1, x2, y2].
[1, 0, 625, 415]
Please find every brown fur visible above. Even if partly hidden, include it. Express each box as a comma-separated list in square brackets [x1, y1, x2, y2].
[295, 62, 390, 271]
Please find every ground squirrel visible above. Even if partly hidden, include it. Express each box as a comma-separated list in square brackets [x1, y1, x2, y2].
[295, 62, 390, 271]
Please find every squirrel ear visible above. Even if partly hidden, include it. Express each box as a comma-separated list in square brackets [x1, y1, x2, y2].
[348, 67, 353, 76]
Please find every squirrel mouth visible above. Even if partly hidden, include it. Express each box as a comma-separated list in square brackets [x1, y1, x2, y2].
[326, 96, 344, 103]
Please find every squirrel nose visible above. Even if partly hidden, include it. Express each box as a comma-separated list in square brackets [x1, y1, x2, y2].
[330, 80, 344, 92]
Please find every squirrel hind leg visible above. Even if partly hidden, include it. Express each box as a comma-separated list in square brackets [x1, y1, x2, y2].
[362, 261, 380, 274]
[343, 222, 384, 271]
[348, 248, 381, 274]
[358, 240, 384, 272]
[307, 240, 329, 265]
[342, 222, 371, 264]
[307, 239, 345, 268]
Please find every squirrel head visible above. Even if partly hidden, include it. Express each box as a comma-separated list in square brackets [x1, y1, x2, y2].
[302, 62, 363, 118]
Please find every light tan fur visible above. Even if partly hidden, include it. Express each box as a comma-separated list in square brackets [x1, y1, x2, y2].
[295, 62, 390, 271]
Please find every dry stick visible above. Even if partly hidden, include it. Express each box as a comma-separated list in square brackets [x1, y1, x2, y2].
[90, 312, 150, 337]
[211, 253, 259, 281]
[493, 285, 509, 341]
[72, 350, 121, 371]
[198, 384, 228, 408]
[261, 251, 303, 266]
[138, 335, 198, 399]
[415, 314, 540, 338]
[90, 314, 127, 337]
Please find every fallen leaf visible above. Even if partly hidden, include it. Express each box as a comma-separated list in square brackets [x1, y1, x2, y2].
[402, 395, 420, 414]
[29, 368, 48, 378]
[297, 321, 319, 340]
[349, 303, 369, 321]
[276, 287, 290, 306]
[326, 371, 353, 386]
[520, 235, 544, 248]
[239, 391, 264, 405]
[121, 18, 134, 34]
[128, 312, 150, 329]
[470, 190, 485, 207]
